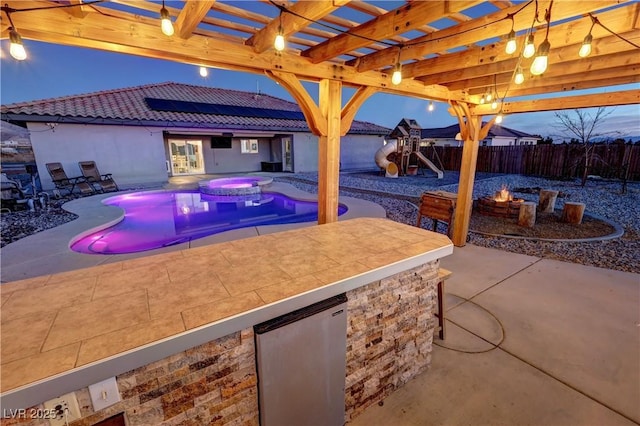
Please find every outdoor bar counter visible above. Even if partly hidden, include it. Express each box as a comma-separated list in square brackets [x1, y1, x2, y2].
[0, 217, 452, 424]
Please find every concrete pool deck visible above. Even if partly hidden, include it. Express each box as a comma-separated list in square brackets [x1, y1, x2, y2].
[0, 179, 385, 282]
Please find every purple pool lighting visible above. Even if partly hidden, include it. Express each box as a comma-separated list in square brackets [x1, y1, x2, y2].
[70, 189, 347, 255]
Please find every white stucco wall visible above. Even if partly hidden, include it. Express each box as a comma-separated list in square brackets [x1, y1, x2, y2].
[202, 138, 271, 174]
[27, 122, 387, 186]
[28, 123, 168, 190]
[291, 132, 319, 172]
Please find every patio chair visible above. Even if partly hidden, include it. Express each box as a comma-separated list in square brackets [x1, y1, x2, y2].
[46, 162, 95, 197]
[78, 161, 119, 193]
[1, 173, 29, 211]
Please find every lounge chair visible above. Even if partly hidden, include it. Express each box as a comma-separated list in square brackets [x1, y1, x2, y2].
[1, 173, 29, 211]
[46, 162, 95, 197]
[78, 161, 119, 193]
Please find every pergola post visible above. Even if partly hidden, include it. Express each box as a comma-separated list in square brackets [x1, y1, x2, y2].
[450, 102, 495, 246]
[451, 116, 482, 246]
[317, 79, 342, 224]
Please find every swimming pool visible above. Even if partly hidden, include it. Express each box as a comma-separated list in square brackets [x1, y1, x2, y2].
[70, 190, 348, 254]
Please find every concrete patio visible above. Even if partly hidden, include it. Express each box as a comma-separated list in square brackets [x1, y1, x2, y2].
[351, 244, 640, 425]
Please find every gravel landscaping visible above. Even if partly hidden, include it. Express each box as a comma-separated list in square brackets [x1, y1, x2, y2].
[1, 171, 638, 274]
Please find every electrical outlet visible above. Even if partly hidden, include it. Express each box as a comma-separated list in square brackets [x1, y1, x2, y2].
[43, 392, 81, 426]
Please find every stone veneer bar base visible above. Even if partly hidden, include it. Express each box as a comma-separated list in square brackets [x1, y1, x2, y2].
[0, 262, 437, 426]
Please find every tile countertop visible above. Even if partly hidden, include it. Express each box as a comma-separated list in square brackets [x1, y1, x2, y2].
[0, 217, 453, 410]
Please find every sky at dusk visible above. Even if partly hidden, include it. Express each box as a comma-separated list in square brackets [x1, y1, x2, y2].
[2, 39, 639, 140]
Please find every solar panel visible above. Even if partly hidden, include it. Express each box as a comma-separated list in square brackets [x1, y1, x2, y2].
[144, 98, 305, 120]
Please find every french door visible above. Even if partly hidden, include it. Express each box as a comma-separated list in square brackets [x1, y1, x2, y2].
[169, 139, 205, 175]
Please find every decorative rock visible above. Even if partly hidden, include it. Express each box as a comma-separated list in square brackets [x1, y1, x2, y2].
[518, 201, 537, 227]
[562, 202, 586, 224]
[538, 189, 559, 213]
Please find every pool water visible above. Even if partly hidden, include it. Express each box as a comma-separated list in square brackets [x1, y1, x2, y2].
[70, 190, 348, 254]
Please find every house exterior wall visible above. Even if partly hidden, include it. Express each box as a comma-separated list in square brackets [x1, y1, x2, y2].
[27, 122, 387, 187]
[291, 132, 318, 172]
[28, 123, 168, 190]
[202, 138, 271, 174]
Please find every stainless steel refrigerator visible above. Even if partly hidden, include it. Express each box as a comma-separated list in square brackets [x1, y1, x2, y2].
[254, 293, 348, 426]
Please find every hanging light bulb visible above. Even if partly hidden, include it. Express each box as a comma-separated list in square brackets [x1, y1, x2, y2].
[530, 39, 550, 75]
[514, 66, 525, 84]
[199, 66, 208, 77]
[486, 90, 493, 102]
[274, 30, 285, 51]
[579, 33, 593, 58]
[160, 1, 174, 36]
[505, 30, 517, 55]
[427, 101, 434, 112]
[579, 14, 597, 58]
[479, 94, 486, 104]
[274, 11, 285, 51]
[496, 112, 504, 124]
[523, 34, 536, 58]
[491, 100, 498, 110]
[391, 63, 402, 85]
[9, 28, 27, 61]
[505, 15, 517, 55]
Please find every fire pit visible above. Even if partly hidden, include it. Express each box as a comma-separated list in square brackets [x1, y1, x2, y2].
[475, 186, 524, 218]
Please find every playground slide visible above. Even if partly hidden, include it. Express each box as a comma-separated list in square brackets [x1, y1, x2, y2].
[374, 141, 399, 178]
[415, 151, 444, 179]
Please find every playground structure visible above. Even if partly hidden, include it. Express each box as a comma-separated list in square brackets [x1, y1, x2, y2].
[374, 118, 444, 179]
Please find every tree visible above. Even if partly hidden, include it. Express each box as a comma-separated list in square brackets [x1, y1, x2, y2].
[553, 107, 617, 186]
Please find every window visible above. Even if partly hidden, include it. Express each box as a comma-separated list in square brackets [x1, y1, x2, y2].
[241, 139, 259, 154]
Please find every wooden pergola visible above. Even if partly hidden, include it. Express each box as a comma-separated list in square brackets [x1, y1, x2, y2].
[2, 0, 639, 246]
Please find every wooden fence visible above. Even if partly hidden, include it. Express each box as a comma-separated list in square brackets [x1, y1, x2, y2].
[421, 144, 640, 181]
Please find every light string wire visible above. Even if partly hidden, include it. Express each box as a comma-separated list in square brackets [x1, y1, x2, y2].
[1, 1, 104, 14]
[591, 13, 640, 48]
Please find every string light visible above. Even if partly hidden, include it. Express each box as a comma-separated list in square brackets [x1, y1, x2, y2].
[491, 99, 498, 110]
[523, 34, 536, 58]
[505, 15, 517, 55]
[160, 0, 174, 36]
[9, 28, 26, 61]
[530, 39, 550, 75]
[530, 2, 552, 75]
[3, 6, 27, 61]
[514, 66, 525, 84]
[496, 111, 504, 124]
[391, 46, 402, 85]
[579, 15, 597, 58]
[427, 101, 434, 112]
[199, 66, 208, 77]
[274, 11, 285, 51]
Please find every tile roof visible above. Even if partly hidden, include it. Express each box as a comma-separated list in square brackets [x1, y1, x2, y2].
[421, 123, 537, 139]
[1, 82, 390, 135]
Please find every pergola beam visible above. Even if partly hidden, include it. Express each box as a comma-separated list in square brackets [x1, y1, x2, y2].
[351, 0, 628, 73]
[403, 4, 640, 80]
[174, 0, 216, 40]
[304, 0, 481, 64]
[473, 90, 640, 115]
[247, 0, 350, 53]
[443, 32, 640, 92]
[2, 0, 469, 104]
